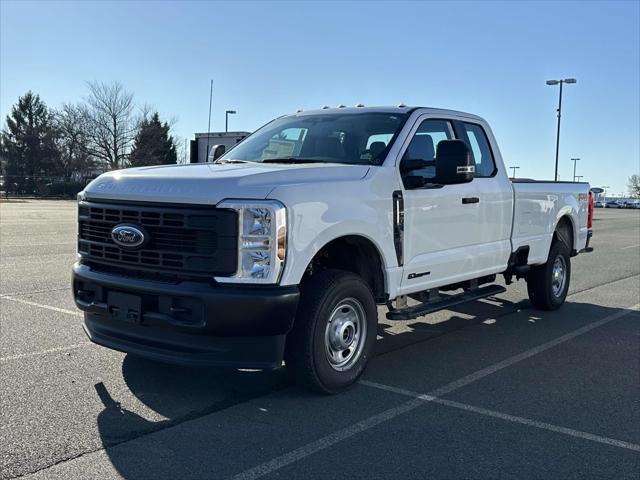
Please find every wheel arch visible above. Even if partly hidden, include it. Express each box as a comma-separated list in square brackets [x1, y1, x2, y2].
[301, 235, 388, 303]
[554, 214, 576, 252]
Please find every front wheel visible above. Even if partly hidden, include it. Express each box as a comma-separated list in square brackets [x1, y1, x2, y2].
[284, 269, 377, 394]
[526, 240, 571, 310]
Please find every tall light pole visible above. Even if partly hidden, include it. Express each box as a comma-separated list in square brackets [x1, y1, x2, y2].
[510, 166, 520, 179]
[571, 157, 580, 181]
[546, 78, 577, 182]
[602, 185, 610, 203]
[225, 110, 237, 132]
[575, 175, 584, 182]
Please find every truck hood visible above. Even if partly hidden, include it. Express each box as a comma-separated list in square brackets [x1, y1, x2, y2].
[84, 162, 370, 205]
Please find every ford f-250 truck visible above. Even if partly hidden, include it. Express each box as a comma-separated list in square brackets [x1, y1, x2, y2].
[73, 106, 594, 393]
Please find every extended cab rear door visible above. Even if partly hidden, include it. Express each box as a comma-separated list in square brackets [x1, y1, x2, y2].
[396, 114, 513, 295]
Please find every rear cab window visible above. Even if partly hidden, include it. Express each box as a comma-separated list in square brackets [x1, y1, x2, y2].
[461, 122, 496, 177]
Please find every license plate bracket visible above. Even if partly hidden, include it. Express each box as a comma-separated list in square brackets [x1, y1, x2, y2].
[108, 291, 142, 324]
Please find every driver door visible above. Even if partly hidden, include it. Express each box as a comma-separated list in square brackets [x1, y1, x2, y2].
[398, 117, 489, 295]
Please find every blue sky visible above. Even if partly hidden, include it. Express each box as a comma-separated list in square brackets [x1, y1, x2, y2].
[1, 0, 638, 195]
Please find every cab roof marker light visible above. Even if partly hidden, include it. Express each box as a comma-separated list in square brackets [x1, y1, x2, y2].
[355, 103, 365, 107]
[296, 108, 303, 113]
[321, 105, 330, 109]
[397, 103, 407, 108]
[336, 104, 346, 108]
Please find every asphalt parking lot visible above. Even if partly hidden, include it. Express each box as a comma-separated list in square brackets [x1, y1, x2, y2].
[1, 200, 639, 479]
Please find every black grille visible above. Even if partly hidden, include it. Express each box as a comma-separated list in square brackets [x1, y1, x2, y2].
[78, 201, 238, 277]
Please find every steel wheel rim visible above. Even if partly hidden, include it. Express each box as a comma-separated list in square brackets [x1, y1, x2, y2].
[551, 255, 567, 298]
[324, 297, 367, 372]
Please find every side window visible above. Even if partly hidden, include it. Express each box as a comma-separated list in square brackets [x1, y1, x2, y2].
[462, 123, 496, 177]
[401, 119, 453, 179]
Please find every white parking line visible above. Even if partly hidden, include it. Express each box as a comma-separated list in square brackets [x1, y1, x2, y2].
[0, 295, 82, 317]
[230, 303, 639, 480]
[362, 381, 640, 452]
[621, 244, 640, 250]
[0, 342, 92, 362]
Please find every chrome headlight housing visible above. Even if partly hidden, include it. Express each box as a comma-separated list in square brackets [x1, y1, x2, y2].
[215, 199, 287, 284]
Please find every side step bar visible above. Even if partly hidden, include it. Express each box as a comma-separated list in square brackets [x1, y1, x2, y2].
[386, 284, 506, 321]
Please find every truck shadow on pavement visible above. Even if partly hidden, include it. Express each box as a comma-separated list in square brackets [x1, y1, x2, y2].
[92, 298, 630, 479]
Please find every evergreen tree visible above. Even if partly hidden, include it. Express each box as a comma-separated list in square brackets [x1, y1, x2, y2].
[129, 112, 177, 167]
[0, 92, 61, 192]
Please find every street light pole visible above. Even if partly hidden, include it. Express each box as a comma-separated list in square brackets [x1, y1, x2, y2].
[510, 166, 520, 179]
[546, 78, 576, 182]
[575, 175, 584, 182]
[571, 157, 580, 182]
[225, 110, 237, 133]
[554, 80, 563, 182]
[602, 185, 610, 204]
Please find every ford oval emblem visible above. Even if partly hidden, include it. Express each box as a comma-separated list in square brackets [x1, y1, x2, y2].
[111, 224, 146, 249]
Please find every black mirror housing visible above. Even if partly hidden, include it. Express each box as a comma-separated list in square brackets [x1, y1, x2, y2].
[403, 175, 426, 189]
[435, 140, 474, 184]
[208, 144, 226, 162]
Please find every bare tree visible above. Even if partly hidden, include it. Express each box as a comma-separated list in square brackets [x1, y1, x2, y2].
[55, 103, 96, 179]
[83, 81, 135, 170]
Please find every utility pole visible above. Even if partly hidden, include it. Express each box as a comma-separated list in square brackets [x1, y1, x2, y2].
[546, 78, 577, 181]
[571, 157, 580, 181]
[510, 166, 520, 179]
[575, 175, 584, 182]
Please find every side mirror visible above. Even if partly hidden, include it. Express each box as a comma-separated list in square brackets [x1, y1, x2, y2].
[404, 175, 426, 189]
[208, 144, 226, 162]
[435, 140, 474, 184]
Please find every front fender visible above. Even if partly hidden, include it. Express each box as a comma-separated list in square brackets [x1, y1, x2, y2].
[267, 174, 399, 290]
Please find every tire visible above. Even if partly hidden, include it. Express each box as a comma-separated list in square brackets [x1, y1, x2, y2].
[284, 269, 377, 394]
[526, 240, 571, 310]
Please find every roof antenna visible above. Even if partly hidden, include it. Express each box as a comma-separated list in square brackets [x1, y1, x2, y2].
[205, 79, 213, 163]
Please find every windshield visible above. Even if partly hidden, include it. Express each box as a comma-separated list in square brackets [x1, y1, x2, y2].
[218, 112, 409, 165]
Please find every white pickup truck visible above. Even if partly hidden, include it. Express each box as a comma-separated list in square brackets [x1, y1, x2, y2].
[73, 106, 594, 393]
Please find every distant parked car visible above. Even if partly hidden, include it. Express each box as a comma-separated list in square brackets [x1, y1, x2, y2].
[606, 201, 624, 208]
[595, 201, 604, 208]
[625, 200, 640, 209]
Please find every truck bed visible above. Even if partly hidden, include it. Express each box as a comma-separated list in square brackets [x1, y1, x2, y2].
[511, 180, 590, 265]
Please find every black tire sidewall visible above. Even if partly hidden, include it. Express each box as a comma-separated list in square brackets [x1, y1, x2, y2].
[309, 273, 377, 393]
[546, 242, 571, 308]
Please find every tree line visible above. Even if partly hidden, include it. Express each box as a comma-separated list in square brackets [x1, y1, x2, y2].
[0, 82, 178, 196]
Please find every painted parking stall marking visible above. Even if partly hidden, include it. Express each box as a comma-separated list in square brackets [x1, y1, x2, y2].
[230, 302, 639, 480]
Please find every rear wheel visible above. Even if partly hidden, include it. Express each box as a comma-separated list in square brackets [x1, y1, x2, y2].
[526, 240, 571, 310]
[284, 269, 377, 394]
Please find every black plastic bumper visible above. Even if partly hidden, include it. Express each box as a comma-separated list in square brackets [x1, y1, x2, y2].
[72, 263, 299, 369]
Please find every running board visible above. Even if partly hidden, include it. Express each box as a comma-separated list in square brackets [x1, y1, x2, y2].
[386, 284, 506, 321]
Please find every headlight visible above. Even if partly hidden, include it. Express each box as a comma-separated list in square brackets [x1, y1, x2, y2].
[77, 191, 86, 202]
[215, 199, 287, 284]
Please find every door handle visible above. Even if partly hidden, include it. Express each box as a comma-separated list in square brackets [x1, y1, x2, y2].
[462, 197, 480, 204]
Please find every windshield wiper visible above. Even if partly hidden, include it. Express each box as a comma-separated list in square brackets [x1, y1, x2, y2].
[261, 157, 325, 164]
[215, 159, 249, 164]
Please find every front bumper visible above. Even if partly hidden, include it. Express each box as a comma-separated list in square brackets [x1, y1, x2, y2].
[72, 263, 299, 369]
